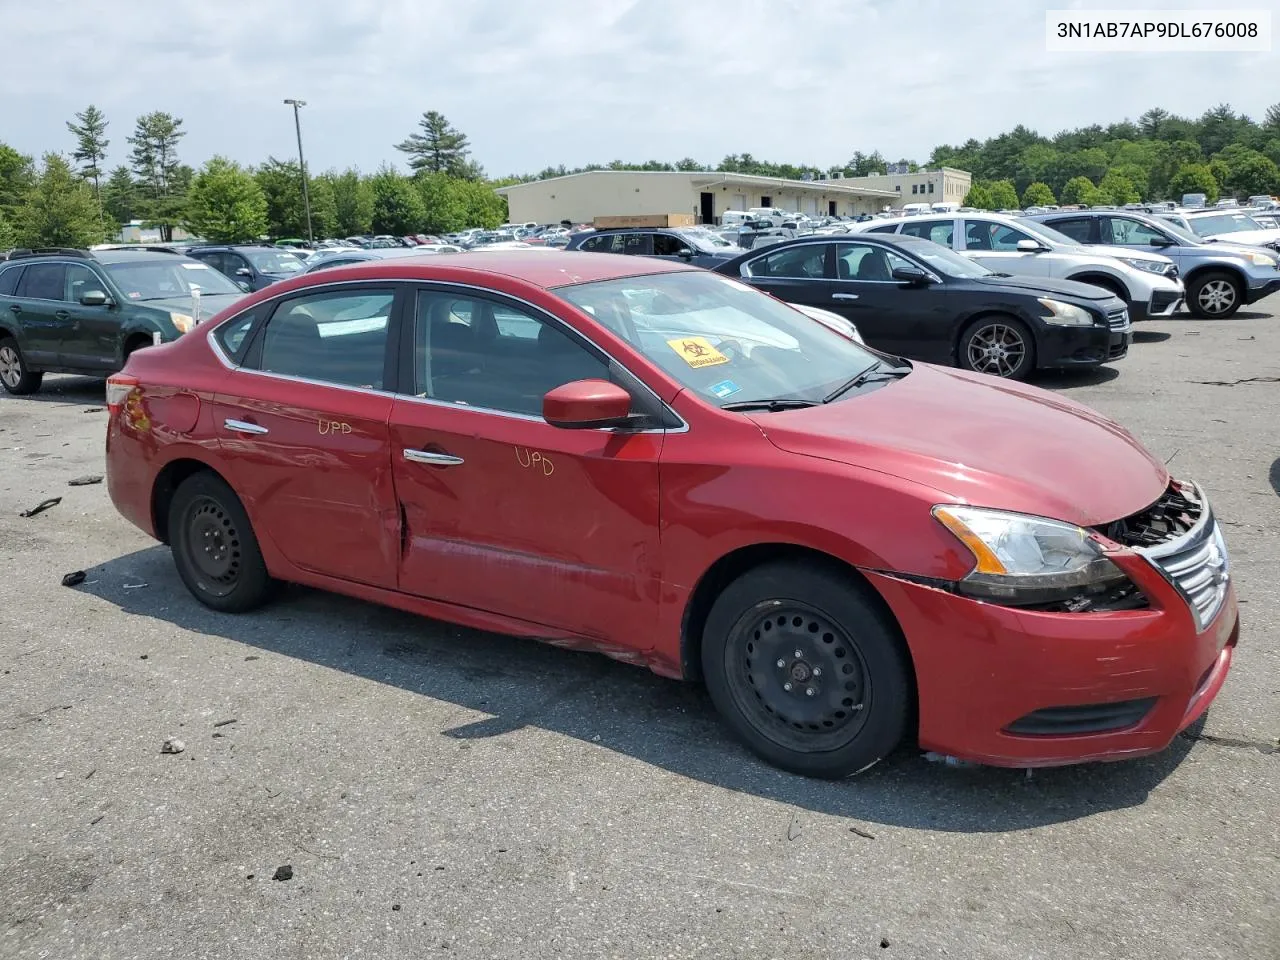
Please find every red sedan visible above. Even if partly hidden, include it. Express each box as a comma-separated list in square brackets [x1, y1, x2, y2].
[104, 251, 1237, 778]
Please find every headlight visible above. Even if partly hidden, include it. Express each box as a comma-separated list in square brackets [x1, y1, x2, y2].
[168, 312, 194, 334]
[1117, 257, 1167, 275]
[1037, 298, 1095, 326]
[1245, 252, 1277, 267]
[933, 505, 1130, 606]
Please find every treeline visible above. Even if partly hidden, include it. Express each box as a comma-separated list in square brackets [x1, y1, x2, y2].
[0, 107, 509, 249]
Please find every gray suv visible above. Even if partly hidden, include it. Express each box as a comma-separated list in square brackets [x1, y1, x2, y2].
[1026, 210, 1280, 319]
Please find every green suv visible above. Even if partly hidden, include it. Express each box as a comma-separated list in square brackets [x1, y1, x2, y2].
[0, 247, 248, 395]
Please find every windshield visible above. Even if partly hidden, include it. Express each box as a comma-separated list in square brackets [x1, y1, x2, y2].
[556, 271, 882, 407]
[686, 231, 736, 250]
[244, 249, 305, 273]
[106, 259, 244, 300]
[1015, 217, 1079, 247]
[1190, 213, 1265, 236]
[901, 241, 993, 278]
[1157, 218, 1201, 243]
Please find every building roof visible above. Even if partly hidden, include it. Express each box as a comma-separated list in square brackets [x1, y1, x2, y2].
[495, 169, 900, 199]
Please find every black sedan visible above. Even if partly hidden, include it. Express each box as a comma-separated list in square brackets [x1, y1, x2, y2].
[565, 227, 743, 269]
[713, 234, 1131, 379]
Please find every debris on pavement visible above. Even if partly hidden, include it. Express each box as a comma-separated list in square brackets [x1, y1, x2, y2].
[19, 497, 61, 518]
[213, 718, 237, 728]
[849, 826, 876, 840]
[82, 407, 104, 413]
[272, 865, 293, 881]
[122, 582, 149, 590]
[61, 571, 86, 587]
[786, 815, 802, 841]
[160, 737, 186, 755]
[67, 474, 104, 486]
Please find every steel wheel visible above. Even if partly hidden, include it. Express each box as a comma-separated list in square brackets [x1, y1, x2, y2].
[724, 600, 873, 753]
[0, 344, 20, 390]
[965, 321, 1028, 378]
[182, 496, 243, 597]
[1196, 278, 1237, 315]
[169, 471, 275, 612]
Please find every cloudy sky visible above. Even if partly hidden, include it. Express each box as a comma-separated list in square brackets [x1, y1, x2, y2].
[8, 0, 1277, 177]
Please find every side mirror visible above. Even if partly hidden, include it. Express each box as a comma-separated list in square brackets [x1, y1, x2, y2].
[79, 289, 110, 306]
[678, 249, 694, 260]
[891, 266, 930, 285]
[235, 267, 253, 277]
[1015, 239, 1046, 253]
[543, 379, 634, 429]
[1149, 236, 1174, 247]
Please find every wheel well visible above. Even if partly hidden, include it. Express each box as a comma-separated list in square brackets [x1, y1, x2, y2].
[951, 310, 1023, 362]
[1066, 273, 1127, 299]
[151, 459, 222, 544]
[123, 332, 154, 360]
[1184, 266, 1245, 291]
[679, 543, 912, 684]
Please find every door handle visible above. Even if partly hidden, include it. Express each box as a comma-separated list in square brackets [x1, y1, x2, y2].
[404, 448, 464, 466]
[54, 310, 70, 320]
[831, 292, 859, 301]
[224, 418, 269, 435]
[8, 305, 19, 314]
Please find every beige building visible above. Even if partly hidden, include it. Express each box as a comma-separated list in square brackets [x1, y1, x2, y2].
[830, 167, 973, 206]
[495, 170, 902, 225]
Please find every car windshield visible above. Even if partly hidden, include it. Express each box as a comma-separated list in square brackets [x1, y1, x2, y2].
[244, 249, 305, 273]
[105, 259, 244, 300]
[1156, 219, 1200, 243]
[556, 271, 882, 407]
[899, 241, 993, 278]
[1190, 213, 1265, 236]
[686, 231, 736, 250]
[1015, 217, 1079, 247]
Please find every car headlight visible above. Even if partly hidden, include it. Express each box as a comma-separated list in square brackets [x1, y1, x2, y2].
[933, 505, 1130, 606]
[1245, 252, 1277, 267]
[168, 312, 194, 334]
[1117, 257, 1167, 275]
[1037, 298, 1095, 326]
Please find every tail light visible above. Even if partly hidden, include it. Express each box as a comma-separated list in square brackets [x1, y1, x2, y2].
[106, 373, 140, 414]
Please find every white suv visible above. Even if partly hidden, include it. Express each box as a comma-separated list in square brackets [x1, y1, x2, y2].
[856, 212, 1185, 322]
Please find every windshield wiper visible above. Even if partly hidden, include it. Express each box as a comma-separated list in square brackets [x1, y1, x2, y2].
[721, 398, 818, 412]
[822, 361, 906, 403]
[987, 271, 1014, 277]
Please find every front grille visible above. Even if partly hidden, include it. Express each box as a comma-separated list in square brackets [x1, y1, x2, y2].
[1150, 290, 1181, 313]
[1005, 697, 1157, 736]
[1106, 308, 1130, 330]
[1099, 482, 1230, 632]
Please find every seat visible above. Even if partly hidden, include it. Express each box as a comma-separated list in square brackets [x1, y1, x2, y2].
[855, 250, 892, 281]
[429, 302, 481, 378]
[262, 310, 324, 379]
[837, 256, 853, 280]
[965, 226, 992, 251]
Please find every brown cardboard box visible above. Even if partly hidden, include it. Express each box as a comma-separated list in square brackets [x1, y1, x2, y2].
[592, 213, 697, 228]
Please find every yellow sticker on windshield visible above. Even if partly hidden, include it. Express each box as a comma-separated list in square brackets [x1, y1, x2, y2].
[667, 337, 729, 369]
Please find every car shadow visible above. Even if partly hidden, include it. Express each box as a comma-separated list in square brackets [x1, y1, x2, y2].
[74, 545, 1199, 834]
[1132, 330, 1172, 344]
[1033, 365, 1121, 390]
[1269, 457, 1280, 498]
[5, 375, 106, 406]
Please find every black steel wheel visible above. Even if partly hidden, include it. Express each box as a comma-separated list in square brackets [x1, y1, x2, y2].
[0, 338, 43, 395]
[702, 561, 912, 778]
[960, 316, 1035, 380]
[169, 471, 274, 612]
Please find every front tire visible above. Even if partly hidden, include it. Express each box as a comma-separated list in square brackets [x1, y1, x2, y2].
[0, 337, 43, 395]
[168, 471, 275, 612]
[701, 561, 912, 779]
[1187, 271, 1242, 318]
[959, 315, 1035, 380]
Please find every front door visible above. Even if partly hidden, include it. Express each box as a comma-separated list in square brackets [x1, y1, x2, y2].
[59, 262, 122, 370]
[832, 241, 953, 361]
[388, 286, 663, 643]
[10, 262, 66, 365]
[960, 219, 1053, 278]
[211, 284, 404, 589]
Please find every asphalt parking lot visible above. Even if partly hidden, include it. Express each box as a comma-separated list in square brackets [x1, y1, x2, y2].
[2, 307, 1278, 960]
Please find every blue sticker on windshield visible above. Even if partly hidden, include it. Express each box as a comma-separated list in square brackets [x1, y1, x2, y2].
[708, 379, 740, 400]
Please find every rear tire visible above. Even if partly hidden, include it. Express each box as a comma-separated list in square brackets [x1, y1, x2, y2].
[0, 337, 43, 395]
[958, 315, 1035, 380]
[168, 471, 275, 613]
[701, 561, 912, 779]
[1186, 271, 1242, 318]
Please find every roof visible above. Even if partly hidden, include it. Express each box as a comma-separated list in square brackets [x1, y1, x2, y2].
[494, 168, 900, 199]
[93, 249, 190, 265]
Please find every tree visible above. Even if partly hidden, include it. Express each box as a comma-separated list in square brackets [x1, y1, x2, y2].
[182, 156, 268, 242]
[0, 208, 13, 250]
[66, 105, 109, 226]
[325, 169, 374, 236]
[675, 157, 701, 171]
[962, 183, 993, 209]
[1021, 181, 1056, 207]
[1077, 183, 1111, 207]
[369, 166, 424, 233]
[254, 157, 310, 237]
[414, 171, 467, 233]
[986, 179, 1019, 208]
[1109, 163, 1149, 200]
[102, 165, 138, 227]
[843, 150, 887, 177]
[128, 111, 186, 241]
[1214, 146, 1280, 197]
[306, 176, 339, 239]
[1264, 103, 1280, 137]
[1168, 163, 1220, 203]
[12, 153, 104, 248]
[1098, 169, 1140, 205]
[0, 144, 35, 215]
[393, 111, 476, 177]
[1060, 176, 1096, 205]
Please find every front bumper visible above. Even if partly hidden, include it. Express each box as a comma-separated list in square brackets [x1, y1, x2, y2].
[1130, 289, 1185, 322]
[1037, 322, 1129, 368]
[1244, 276, 1280, 304]
[863, 499, 1238, 768]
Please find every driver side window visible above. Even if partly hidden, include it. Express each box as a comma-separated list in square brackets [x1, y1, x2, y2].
[744, 244, 829, 279]
[653, 234, 692, 256]
[1107, 217, 1165, 245]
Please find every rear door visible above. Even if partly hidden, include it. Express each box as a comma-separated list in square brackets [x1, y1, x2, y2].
[738, 242, 835, 313]
[10, 262, 66, 365]
[210, 283, 405, 589]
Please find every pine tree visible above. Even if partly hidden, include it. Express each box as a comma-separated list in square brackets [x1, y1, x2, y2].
[13, 153, 104, 248]
[127, 112, 186, 240]
[394, 112, 475, 177]
[66, 105, 109, 228]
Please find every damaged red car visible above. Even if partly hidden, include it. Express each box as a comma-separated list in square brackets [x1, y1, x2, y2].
[104, 251, 1237, 778]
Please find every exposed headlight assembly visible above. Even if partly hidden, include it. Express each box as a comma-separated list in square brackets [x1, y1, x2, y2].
[1036, 298, 1095, 326]
[933, 505, 1131, 606]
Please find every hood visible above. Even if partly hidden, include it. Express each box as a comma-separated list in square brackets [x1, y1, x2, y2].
[1194, 239, 1280, 259]
[1083, 243, 1171, 264]
[753, 363, 1167, 527]
[972, 273, 1118, 303]
[1202, 228, 1280, 246]
[137, 293, 246, 317]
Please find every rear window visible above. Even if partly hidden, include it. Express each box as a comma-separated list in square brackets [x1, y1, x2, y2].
[213, 309, 262, 364]
[0, 265, 22, 297]
[16, 263, 65, 300]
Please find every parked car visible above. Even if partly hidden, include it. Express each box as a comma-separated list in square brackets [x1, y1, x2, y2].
[0, 247, 246, 394]
[714, 234, 1131, 379]
[102, 250, 1236, 778]
[302, 247, 459, 274]
[565, 227, 743, 268]
[856, 212, 1185, 323]
[790, 303, 865, 343]
[185, 245, 307, 291]
[1158, 210, 1280, 253]
[1026, 210, 1280, 319]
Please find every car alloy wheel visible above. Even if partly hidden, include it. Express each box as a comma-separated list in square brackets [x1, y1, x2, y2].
[183, 495, 243, 597]
[0, 344, 21, 389]
[1196, 278, 1237, 315]
[965, 321, 1028, 378]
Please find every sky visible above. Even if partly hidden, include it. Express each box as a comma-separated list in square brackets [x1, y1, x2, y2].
[8, 0, 1278, 178]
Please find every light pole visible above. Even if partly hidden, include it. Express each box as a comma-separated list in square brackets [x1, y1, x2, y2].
[283, 99, 314, 242]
